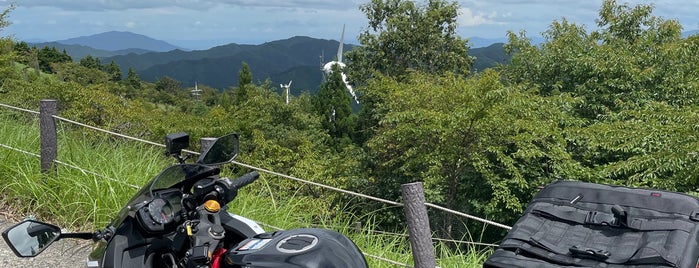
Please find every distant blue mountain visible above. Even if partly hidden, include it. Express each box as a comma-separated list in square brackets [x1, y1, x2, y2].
[469, 35, 546, 48]
[469, 37, 508, 48]
[27, 41, 152, 60]
[683, 30, 699, 38]
[55, 31, 184, 52]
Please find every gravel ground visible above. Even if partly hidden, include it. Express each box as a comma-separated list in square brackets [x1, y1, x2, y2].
[0, 215, 92, 267]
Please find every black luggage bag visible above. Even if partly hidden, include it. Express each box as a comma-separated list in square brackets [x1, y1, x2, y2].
[484, 180, 699, 267]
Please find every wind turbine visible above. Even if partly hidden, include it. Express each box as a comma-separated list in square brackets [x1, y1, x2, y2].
[191, 81, 203, 101]
[280, 80, 292, 104]
[322, 24, 359, 104]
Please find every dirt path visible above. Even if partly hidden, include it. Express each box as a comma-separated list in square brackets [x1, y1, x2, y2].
[0, 214, 92, 267]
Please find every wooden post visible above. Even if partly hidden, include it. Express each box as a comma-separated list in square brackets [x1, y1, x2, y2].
[40, 99, 58, 174]
[401, 182, 436, 268]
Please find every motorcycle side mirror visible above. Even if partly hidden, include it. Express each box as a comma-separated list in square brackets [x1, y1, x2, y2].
[2, 220, 61, 257]
[165, 132, 190, 156]
[197, 133, 239, 165]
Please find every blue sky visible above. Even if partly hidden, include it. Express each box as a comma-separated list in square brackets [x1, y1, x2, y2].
[2, 0, 698, 49]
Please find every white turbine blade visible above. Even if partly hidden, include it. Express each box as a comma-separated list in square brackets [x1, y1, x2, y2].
[337, 24, 345, 63]
[289, 80, 292, 87]
[341, 72, 359, 104]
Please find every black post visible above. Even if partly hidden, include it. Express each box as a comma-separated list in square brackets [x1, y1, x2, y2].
[401, 182, 437, 268]
[40, 99, 58, 174]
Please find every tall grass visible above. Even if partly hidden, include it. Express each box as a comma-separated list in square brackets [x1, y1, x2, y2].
[0, 111, 488, 267]
[0, 111, 171, 228]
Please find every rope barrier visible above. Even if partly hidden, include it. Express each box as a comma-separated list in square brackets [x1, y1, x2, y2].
[52, 115, 166, 148]
[307, 223, 500, 247]
[0, 143, 40, 158]
[232, 160, 404, 207]
[0, 103, 40, 115]
[237, 158, 512, 230]
[425, 203, 511, 230]
[369, 229, 500, 247]
[254, 221, 284, 231]
[363, 253, 413, 267]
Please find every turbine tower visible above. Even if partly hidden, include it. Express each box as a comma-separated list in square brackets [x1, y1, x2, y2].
[280, 80, 292, 105]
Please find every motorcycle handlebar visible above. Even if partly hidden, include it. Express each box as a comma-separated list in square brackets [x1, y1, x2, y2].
[215, 171, 259, 204]
[230, 171, 259, 190]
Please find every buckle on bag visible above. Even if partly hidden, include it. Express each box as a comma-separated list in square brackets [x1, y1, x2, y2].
[569, 245, 611, 260]
[691, 211, 699, 222]
[585, 211, 618, 226]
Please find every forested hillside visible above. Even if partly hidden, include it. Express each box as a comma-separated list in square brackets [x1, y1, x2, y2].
[118, 36, 348, 90]
[3, 0, 699, 249]
[469, 43, 509, 72]
[28, 33, 509, 92]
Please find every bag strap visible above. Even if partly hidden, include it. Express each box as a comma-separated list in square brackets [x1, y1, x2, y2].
[532, 203, 695, 232]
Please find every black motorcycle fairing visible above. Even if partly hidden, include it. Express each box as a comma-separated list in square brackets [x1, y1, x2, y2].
[220, 210, 264, 244]
[109, 164, 220, 231]
[95, 216, 187, 268]
[93, 164, 219, 268]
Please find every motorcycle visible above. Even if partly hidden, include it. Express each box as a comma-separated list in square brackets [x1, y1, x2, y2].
[2, 132, 368, 268]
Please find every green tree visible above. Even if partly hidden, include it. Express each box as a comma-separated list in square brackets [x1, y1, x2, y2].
[503, 0, 699, 193]
[363, 70, 580, 235]
[79, 55, 102, 70]
[0, 33, 14, 84]
[37, 46, 71, 73]
[52, 62, 109, 86]
[0, 3, 12, 30]
[13, 41, 30, 64]
[126, 67, 141, 89]
[155, 76, 181, 93]
[314, 64, 356, 146]
[235, 62, 253, 103]
[238, 61, 252, 88]
[345, 0, 473, 85]
[0, 4, 17, 83]
[503, 0, 686, 117]
[102, 60, 121, 82]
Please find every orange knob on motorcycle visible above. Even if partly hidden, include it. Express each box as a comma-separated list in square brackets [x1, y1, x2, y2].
[204, 200, 221, 213]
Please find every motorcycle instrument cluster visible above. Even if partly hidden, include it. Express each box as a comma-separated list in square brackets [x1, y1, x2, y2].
[148, 198, 173, 224]
[137, 190, 182, 233]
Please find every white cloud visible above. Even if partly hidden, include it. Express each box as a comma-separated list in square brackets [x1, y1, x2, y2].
[13, 0, 362, 11]
[7, 0, 698, 48]
[458, 8, 498, 27]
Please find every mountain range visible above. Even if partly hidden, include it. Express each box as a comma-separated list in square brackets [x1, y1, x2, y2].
[55, 31, 185, 52]
[27, 31, 512, 92]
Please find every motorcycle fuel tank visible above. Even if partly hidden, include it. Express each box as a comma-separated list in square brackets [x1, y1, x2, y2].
[222, 228, 368, 268]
